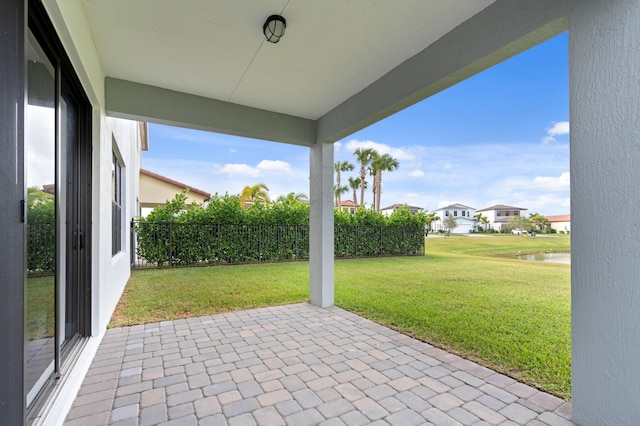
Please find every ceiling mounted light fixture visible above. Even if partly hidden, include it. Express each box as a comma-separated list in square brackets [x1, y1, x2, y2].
[263, 15, 286, 43]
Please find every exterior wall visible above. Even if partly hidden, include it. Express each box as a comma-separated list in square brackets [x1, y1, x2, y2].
[570, 0, 640, 423]
[139, 173, 209, 214]
[432, 206, 476, 233]
[478, 209, 527, 232]
[549, 221, 571, 233]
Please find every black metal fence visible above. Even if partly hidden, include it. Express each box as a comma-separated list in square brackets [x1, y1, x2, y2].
[27, 222, 55, 276]
[131, 220, 424, 269]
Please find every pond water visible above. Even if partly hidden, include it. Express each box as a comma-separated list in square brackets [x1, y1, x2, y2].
[515, 252, 571, 264]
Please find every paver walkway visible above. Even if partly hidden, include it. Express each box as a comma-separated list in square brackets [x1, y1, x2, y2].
[64, 303, 573, 425]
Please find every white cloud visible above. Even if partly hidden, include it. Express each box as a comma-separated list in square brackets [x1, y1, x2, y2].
[214, 160, 292, 177]
[409, 170, 424, 177]
[343, 139, 415, 161]
[542, 121, 570, 145]
[229, 148, 237, 153]
[214, 163, 261, 177]
[26, 105, 56, 188]
[440, 161, 452, 170]
[256, 160, 291, 172]
[499, 172, 570, 192]
[532, 172, 570, 191]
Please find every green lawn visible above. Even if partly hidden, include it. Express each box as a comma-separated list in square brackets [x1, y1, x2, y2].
[26, 275, 55, 340]
[112, 234, 571, 399]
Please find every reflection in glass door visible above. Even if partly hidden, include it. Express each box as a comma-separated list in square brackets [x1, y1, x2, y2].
[25, 30, 56, 406]
[25, 21, 90, 410]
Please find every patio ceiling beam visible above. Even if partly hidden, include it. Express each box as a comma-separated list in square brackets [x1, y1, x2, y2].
[316, 0, 574, 143]
[105, 78, 316, 147]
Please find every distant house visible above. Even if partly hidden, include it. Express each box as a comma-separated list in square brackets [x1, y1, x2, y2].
[432, 203, 476, 233]
[139, 169, 211, 216]
[379, 203, 424, 217]
[335, 199, 360, 213]
[546, 214, 571, 233]
[476, 204, 528, 232]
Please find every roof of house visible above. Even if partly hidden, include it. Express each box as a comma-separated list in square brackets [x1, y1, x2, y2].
[546, 214, 571, 222]
[336, 200, 359, 207]
[477, 204, 527, 212]
[380, 203, 423, 211]
[437, 203, 475, 211]
[140, 168, 211, 199]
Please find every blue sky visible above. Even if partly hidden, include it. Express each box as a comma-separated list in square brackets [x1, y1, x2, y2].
[145, 32, 569, 215]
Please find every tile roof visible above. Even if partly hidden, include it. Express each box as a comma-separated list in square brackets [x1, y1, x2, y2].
[545, 214, 571, 222]
[477, 204, 527, 212]
[140, 168, 211, 199]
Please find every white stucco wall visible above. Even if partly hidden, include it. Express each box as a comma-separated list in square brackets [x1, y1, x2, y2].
[570, 0, 640, 423]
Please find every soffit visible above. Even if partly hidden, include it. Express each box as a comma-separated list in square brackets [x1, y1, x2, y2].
[81, 0, 495, 120]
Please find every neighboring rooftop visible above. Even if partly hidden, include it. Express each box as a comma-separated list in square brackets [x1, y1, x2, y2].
[140, 168, 211, 199]
[380, 203, 423, 211]
[477, 204, 527, 212]
[437, 203, 475, 211]
[546, 214, 571, 222]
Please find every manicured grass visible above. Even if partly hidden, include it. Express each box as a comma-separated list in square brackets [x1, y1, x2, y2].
[109, 263, 310, 327]
[26, 275, 55, 340]
[111, 234, 571, 399]
[336, 234, 571, 399]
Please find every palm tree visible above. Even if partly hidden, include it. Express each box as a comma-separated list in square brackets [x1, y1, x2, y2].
[347, 177, 361, 208]
[426, 212, 440, 232]
[277, 192, 308, 205]
[529, 212, 548, 233]
[334, 161, 354, 207]
[480, 215, 489, 232]
[353, 148, 376, 210]
[370, 153, 399, 211]
[473, 213, 488, 232]
[239, 183, 270, 208]
[334, 184, 349, 209]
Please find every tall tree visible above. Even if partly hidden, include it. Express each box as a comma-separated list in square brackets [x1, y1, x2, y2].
[370, 153, 399, 211]
[276, 192, 308, 205]
[334, 161, 354, 206]
[334, 185, 349, 208]
[529, 212, 548, 232]
[425, 212, 440, 232]
[353, 148, 376, 210]
[473, 213, 488, 232]
[347, 177, 361, 208]
[443, 216, 457, 234]
[239, 183, 270, 208]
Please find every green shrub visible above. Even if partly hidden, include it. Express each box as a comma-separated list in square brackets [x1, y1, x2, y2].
[135, 194, 424, 267]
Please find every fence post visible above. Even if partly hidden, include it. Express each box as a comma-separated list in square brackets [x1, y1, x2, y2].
[130, 218, 135, 267]
[354, 226, 358, 259]
[168, 221, 173, 268]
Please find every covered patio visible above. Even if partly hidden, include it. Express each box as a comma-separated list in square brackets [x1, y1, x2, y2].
[64, 304, 571, 425]
[3, 0, 640, 424]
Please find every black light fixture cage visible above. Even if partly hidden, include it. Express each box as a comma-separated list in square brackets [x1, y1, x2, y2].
[263, 15, 286, 43]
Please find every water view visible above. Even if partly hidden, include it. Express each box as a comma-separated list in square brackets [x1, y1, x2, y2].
[516, 252, 571, 264]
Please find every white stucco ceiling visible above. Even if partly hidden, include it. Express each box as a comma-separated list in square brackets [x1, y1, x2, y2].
[82, 0, 495, 120]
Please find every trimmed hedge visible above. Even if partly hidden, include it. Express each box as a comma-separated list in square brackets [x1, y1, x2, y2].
[133, 192, 426, 268]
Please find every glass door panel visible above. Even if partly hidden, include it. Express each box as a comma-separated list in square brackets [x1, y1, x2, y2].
[25, 30, 56, 406]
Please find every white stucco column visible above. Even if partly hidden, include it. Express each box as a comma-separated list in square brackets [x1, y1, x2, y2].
[570, 1, 640, 424]
[309, 140, 334, 307]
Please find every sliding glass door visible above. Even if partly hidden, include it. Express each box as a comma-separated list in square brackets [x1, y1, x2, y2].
[25, 4, 92, 411]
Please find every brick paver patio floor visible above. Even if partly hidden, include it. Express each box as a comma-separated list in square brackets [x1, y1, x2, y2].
[64, 303, 573, 425]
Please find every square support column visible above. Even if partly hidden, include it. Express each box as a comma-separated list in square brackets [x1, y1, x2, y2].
[309, 140, 334, 307]
[570, 1, 640, 423]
